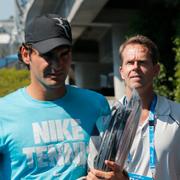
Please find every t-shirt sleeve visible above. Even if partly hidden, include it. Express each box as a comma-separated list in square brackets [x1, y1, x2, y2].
[0, 99, 5, 152]
[0, 119, 4, 152]
[88, 96, 111, 169]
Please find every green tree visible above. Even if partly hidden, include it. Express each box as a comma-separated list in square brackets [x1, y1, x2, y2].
[174, 38, 180, 102]
[153, 63, 173, 98]
[0, 68, 30, 97]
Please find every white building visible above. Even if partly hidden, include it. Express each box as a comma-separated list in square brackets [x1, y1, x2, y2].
[14, 0, 173, 99]
[0, 18, 17, 56]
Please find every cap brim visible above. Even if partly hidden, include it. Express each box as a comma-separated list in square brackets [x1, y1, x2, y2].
[32, 37, 72, 54]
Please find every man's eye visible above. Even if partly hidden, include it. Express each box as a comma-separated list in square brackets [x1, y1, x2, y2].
[41, 55, 48, 59]
[40, 53, 53, 60]
[127, 61, 133, 65]
[61, 50, 70, 57]
[139, 61, 145, 65]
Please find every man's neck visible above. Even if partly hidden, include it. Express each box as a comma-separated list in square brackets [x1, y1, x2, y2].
[126, 87, 155, 109]
[125, 87, 155, 124]
[26, 83, 67, 101]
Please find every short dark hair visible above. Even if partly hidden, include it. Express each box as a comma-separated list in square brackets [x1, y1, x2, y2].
[119, 35, 160, 65]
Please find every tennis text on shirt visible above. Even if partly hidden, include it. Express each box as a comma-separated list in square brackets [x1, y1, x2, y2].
[22, 118, 87, 169]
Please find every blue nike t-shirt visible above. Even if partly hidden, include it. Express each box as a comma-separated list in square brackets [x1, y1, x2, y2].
[0, 85, 110, 179]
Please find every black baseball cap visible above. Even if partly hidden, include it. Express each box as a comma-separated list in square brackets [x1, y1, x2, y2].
[25, 14, 72, 54]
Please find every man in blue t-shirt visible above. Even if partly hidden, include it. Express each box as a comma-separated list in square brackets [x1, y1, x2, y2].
[0, 14, 114, 179]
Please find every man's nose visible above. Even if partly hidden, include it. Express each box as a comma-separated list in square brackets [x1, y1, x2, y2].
[51, 58, 61, 70]
[132, 61, 139, 69]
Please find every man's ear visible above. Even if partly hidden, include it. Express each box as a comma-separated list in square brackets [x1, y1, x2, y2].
[21, 46, 31, 65]
[153, 63, 160, 77]
[119, 66, 125, 80]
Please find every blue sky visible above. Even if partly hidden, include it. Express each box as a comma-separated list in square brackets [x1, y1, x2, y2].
[0, 0, 15, 20]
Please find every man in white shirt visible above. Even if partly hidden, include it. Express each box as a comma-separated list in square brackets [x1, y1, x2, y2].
[87, 35, 180, 180]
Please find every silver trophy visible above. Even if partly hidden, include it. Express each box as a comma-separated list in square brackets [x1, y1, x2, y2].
[94, 89, 141, 171]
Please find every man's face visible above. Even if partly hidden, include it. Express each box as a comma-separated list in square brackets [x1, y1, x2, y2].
[29, 46, 72, 89]
[120, 44, 159, 92]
